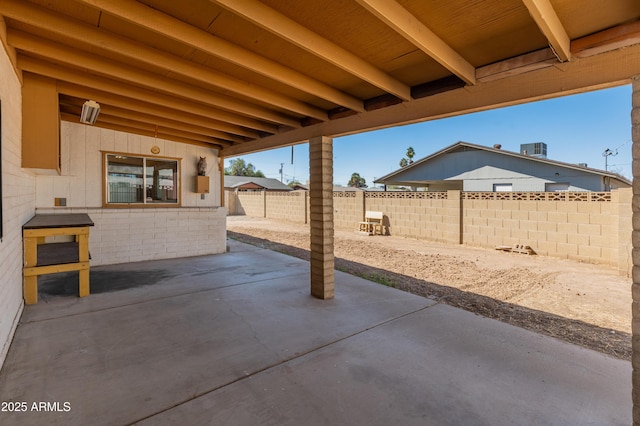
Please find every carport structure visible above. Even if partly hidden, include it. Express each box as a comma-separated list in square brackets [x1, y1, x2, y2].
[1, 0, 640, 421]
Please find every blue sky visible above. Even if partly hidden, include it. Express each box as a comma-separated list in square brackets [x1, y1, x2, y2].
[225, 85, 633, 187]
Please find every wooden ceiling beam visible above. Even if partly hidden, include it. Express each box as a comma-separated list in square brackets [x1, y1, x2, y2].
[9, 30, 299, 128]
[221, 42, 640, 157]
[17, 55, 279, 135]
[521, 0, 571, 62]
[212, 0, 411, 101]
[59, 103, 230, 146]
[355, 0, 476, 85]
[56, 82, 255, 140]
[476, 48, 557, 83]
[572, 19, 640, 58]
[76, 0, 365, 112]
[477, 22, 640, 83]
[91, 113, 232, 147]
[60, 113, 221, 150]
[96, 106, 235, 146]
[0, 0, 327, 121]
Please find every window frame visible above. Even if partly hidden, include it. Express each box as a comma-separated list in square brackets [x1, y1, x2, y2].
[102, 151, 182, 208]
[493, 183, 513, 192]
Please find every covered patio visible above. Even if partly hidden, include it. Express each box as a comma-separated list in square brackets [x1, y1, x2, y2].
[1, 0, 640, 424]
[0, 239, 630, 425]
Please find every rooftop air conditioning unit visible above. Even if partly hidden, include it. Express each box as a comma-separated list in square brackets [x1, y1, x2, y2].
[520, 142, 547, 158]
[80, 100, 100, 125]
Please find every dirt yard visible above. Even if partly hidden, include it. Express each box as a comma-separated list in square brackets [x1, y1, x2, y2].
[227, 216, 632, 360]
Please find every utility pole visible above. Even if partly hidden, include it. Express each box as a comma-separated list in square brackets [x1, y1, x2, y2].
[602, 148, 617, 171]
[279, 163, 284, 182]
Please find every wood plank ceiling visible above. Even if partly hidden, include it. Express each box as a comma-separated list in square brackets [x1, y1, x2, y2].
[1, 0, 639, 156]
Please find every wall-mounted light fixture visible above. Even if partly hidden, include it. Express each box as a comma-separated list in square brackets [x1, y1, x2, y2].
[80, 100, 100, 124]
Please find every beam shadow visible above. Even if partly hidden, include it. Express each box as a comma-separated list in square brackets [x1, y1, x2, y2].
[227, 230, 631, 361]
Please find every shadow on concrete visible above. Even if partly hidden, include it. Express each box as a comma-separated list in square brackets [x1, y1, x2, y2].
[38, 269, 179, 296]
[227, 230, 631, 361]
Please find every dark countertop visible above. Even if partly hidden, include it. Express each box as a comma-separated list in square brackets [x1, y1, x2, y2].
[23, 213, 94, 229]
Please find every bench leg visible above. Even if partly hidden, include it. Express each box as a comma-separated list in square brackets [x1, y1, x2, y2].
[24, 276, 38, 305]
[79, 269, 90, 298]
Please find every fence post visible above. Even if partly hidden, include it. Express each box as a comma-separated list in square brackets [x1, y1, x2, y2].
[262, 190, 267, 218]
[446, 190, 462, 244]
[305, 191, 309, 224]
[355, 190, 365, 221]
[616, 188, 633, 276]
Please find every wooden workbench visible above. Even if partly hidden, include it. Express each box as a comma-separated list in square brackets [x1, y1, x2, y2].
[23, 213, 94, 304]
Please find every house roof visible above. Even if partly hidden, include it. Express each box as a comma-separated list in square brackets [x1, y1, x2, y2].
[224, 175, 292, 191]
[374, 141, 632, 186]
[1, 1, 639, 157]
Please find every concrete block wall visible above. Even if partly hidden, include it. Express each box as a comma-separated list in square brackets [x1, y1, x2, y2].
[364, 191, 459, 244]
[462, 189, 630, 269]
[0, 42, 35, 369]
[334, 191, 362, 230]
[617, 188, 633, 275]
[235, 191, 265, 217]
[231, 187, 631, 274]
[36, 207, 227, 266]
[265, 191, 307, 223]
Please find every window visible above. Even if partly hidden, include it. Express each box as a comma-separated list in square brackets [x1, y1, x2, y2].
[493, 183, 513, 192]
[104, 153, 180, 206]
[545, 182, 569, 192]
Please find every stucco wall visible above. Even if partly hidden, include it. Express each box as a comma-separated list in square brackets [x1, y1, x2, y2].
[0, 44, 36, 369]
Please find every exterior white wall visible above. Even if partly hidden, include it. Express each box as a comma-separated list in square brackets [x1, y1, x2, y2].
[35, 122, 227, 265]
[36, 207, 226, 266]
[394, 150, 613, 192]
[0, 46, 36, 368]
[36, 122, 222, 208]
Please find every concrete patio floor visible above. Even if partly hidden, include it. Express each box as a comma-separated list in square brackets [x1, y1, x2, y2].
[0, 239, 631, 425]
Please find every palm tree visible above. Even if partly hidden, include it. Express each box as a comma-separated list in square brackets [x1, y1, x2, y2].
[406, 147, 415, 164]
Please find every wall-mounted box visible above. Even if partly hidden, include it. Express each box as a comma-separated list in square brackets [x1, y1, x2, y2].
[196, 176, 210, 193]
[22, 73, 60, 173]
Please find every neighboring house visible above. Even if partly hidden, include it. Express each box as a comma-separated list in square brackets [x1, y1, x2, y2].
[332, 185, 384, 192]
[224, 175, 292, 192]
[291, 184, 309, 191]
[374, 141, 631, 192]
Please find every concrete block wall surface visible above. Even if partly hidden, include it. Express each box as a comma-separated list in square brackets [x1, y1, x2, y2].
[230, 188, 632, 274]
[265, 191, 307, 223]
[235, 191, 264, 217]
[462, 194, 623, 266]
[334, 191, 361, 229]
[36, 207, 227, 266]
[0, 41, 35, 369]
[365, 192, 456, 243]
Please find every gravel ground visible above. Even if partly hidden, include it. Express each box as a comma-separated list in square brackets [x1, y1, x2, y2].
[227, 216, 632, 361]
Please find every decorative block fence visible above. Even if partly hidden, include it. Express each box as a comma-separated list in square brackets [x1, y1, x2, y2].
[227, 189, 632, 275]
